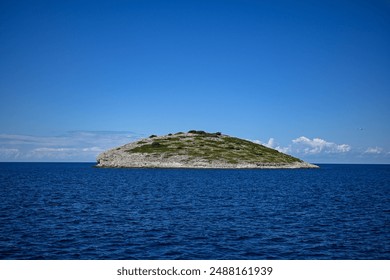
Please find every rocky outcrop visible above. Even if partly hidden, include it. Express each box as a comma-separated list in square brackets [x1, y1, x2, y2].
[96, 131, 319, 169]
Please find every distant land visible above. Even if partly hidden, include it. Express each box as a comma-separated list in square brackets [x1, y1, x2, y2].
[96, 130, 319, 169]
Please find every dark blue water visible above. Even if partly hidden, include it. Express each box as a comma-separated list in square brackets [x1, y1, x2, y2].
[0, 163, 389, 259]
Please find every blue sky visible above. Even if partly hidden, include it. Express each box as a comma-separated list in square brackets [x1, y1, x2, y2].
[0, 0, 389, 163]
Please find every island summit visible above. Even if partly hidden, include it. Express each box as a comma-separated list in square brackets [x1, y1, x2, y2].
[96, 130, 319, 169]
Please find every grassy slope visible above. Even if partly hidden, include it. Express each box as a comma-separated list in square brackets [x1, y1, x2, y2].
[126, 132, 302, 164]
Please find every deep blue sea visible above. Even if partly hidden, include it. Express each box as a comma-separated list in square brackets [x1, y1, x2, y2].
[0, 163, 389, 260]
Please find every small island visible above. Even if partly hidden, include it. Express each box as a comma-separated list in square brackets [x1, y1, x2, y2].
[96, 130, 319, 169]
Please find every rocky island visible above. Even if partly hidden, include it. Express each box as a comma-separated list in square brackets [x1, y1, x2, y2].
[96, 130, 319, 169]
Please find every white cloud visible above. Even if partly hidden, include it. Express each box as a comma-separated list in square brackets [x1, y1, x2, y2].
[364, 147, 383, 154]
[275, 146, 291, 154]
[264, 138, 276, 148]
[0, 148, 20, 159]
[29, 148, 78, 160]
[82, 147, 105, 152]
[292, 136, 351, 154]
[251, 136, 351, 156]
[0, 131, 143, 161]
[249, 138, 291, 154]
[251, 135, 390, 163]
[250, 139, 262, 145]
[33, 148, 77, 152]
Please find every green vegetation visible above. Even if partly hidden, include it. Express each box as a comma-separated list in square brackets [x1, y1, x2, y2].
[188, 130, 221, 137]
[126, 131, 302, 164]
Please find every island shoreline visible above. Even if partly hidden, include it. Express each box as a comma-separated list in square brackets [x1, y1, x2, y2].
[96, 131, 319, 169]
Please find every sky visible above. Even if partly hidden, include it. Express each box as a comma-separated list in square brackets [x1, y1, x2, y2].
[0, 0, 389, 163]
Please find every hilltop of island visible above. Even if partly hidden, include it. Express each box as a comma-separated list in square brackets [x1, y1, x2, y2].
[96, 130, 319, 169]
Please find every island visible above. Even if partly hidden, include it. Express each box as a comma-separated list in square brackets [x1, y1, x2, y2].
[96, 130, 319, 169]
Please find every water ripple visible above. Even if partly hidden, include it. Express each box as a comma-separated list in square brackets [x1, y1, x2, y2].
[0, 163, 389, 259]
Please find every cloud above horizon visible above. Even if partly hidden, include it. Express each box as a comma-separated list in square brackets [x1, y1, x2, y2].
[291, 136, 351, 154]
[255, 136, 351, 155]
[0, 131, 143, 161]
[364, 147, 383, 154]
[1, 132, 388, 163]
[251, 136, 389, 163]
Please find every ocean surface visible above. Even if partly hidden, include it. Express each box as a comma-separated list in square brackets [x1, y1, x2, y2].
[0, 163, 388, 260]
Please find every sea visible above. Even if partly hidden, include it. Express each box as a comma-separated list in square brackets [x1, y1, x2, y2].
[0, 163, 389, 260]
